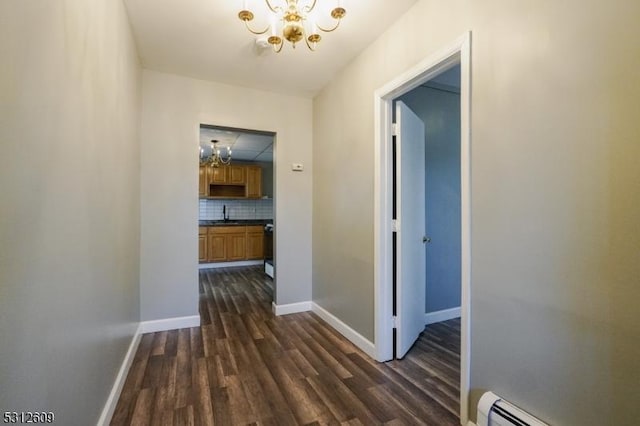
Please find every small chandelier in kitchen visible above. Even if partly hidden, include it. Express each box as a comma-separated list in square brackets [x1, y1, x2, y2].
[238, 0, 346, 52]
[200, 140, 232, 168]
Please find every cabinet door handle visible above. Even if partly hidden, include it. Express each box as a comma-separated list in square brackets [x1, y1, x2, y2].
[423, 236, 431, 244]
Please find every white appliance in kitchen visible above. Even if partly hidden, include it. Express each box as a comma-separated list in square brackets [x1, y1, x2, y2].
[264, 224, 274, 278]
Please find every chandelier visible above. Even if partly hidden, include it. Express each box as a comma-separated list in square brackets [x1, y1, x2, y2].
[200, 140, 232, 167]
[238, 0, 347, 52]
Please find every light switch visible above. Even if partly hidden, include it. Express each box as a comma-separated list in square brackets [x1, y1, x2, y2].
[292, 163, 304, 172]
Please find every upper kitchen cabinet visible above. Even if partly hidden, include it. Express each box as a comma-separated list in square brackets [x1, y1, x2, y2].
[199, 166, 207, 197]
[229, 165, 246, 184]
[260, 163, 274, 198]
[246, 166, 262, 199]
[201, 164, 261, 199]
[209, 165, 227, 184]
[208, 165, 245, 185]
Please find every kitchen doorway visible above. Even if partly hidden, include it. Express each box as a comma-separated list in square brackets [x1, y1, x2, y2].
[373, 32, 471, 423]
[197, 124, 277, 300]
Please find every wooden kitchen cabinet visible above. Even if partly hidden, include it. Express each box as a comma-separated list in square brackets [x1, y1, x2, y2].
[200, 164, 262, 199]
[199, 166, 208, 197]
[246, 166, 262, 199]
[208, 165, 245, 185]
[199, 227, 208, 262]
[209, 165, 227, 184]
[229, 165, 246, 185]
[207, 234, 227, 262]
[206, 165, 248, 198]
[226, 232, 247, 261]
[200, 225, 266, 263]
[206, 226, 246, 262]
[246, 226, 264, 260]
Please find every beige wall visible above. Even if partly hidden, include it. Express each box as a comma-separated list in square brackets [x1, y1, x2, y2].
[140, 70, 313, 320]
[0, 0, 141, 423]
[312, 0, 640, 424]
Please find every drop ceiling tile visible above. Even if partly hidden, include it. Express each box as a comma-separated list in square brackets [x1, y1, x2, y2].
[231, 150, 263, 161]
[233, 134, 273, 151]
[254, 152, 273, 162]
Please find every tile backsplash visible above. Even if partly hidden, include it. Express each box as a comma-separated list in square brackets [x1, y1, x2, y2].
[199, 199, 273, 221]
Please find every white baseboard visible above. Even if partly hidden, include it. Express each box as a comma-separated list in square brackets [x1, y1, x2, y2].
[97, 324, 142, 426]
[424, 307, 461, 325]
[311, 302, 376, 359]
[272, 301, 312, 316]
[98, 314, 201, 424]
[199, 260, 263, 269]
[140, 315, 201, 333]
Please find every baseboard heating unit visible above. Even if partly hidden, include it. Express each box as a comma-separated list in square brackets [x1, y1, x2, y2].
[477, 391, 548, 426]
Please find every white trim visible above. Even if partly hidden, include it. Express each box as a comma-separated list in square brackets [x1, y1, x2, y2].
[459, 31, 473, 426]
[424, 307, 461, 325]
[198, 260, 263, 269]
[311, 302, 376, 359]
[97, 324, 142, 426]
[98, 314, 202, 424]
[272, 300, 312, 316]
[373, 31, 472, 425]
[139, 315, 200, 333]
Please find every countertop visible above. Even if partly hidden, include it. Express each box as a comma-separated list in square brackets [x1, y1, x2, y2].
[199, 219, 273, 227]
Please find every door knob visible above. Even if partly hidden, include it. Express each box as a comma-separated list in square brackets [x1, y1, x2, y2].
[423, 236, 431, 243]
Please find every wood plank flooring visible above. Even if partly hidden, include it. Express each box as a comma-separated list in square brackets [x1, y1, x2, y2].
[111, 266, 460, 425]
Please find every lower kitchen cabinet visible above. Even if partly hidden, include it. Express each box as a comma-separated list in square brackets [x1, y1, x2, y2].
[201, 225, 265, 263]
[207, 234, 227, 262]
[246, 226, 264, 260]
[226, 232, 246, 261]
[198, 227, 207, 262]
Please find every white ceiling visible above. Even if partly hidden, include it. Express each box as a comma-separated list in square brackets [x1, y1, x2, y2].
[200, 127, 274, 162]
[123, 0, 419, 97]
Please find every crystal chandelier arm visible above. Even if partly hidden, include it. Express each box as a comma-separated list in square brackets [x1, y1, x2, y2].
[244, 19, 271, 35]
[273, 39, 284, 53]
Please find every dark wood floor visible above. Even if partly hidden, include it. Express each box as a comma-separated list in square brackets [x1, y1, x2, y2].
[111, 266, 460, 425]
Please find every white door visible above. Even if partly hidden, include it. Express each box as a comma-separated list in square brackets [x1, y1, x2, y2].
[395, 101, 426, 359]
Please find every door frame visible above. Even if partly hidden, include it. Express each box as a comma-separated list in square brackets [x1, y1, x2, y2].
[197, 124, 277, 298]
[373, 32, 472, 424]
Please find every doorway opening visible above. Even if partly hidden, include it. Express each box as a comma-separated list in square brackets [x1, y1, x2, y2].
[374, 33, 471, 424]
[197, 124, 276, 301]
